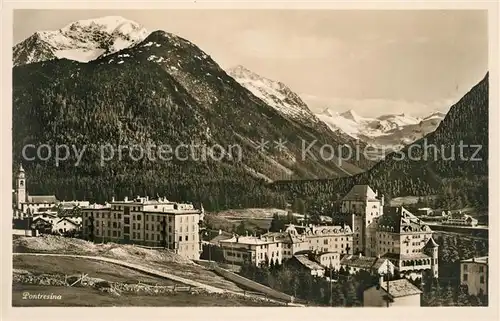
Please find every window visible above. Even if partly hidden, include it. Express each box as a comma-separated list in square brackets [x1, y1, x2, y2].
[479, 266, 484, 273]
[464, 264, 468, 271]
[137, 224, 141, 230]
[132, 215, 135, 220]
[124, 217, 130, 224]
[132, 223, 136, 229]
[179, 236, 182, 242]
[146, 234, 149, 240]
[112, 231, 117, 237]
[124, 226, 130, 233]
[107, 230, 111, 237]
[137, 215, 141, 220]
[480, 276, 485, 284]
[146, 224, 149, 231]
[118, 214, 121, 219]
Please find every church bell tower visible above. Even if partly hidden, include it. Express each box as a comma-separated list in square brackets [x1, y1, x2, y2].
[16, 163, 26, 210]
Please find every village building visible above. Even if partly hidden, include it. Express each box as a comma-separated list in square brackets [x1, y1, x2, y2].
[370, 207, 439, 279]
[416, 208, 433, 216]
[443, 213, 478, 227]
[309, 251, 341, 270]
[52, 217, 82, 235]
[81, 196, 204, 260]
[340, 253, 395, 275]
[460, 256, 488, 296]
[302, 224, 353, 255]
[363, 276, 422, 307]
[288, 254, 325, 277]
[261, 225, 309, 260]
[336, 185, 385, 255]
[218, 234, 284, 266]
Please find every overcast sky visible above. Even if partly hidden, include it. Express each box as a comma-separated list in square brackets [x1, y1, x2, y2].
[13, 9, 488, 117]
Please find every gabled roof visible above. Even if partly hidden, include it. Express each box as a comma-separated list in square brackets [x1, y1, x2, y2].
[340, 254, 392, 270]
[342, 185, 378, 201]
[382, 252, 431, 261]
[56, 217, 81, 226]
[26, 195, 58, 204]
[461, 256, 488, 264]
[293, 254, 325, 271]
[379, 279, 422, 298]
[423, 237, 439, 249]
[377, 207, 432, 233]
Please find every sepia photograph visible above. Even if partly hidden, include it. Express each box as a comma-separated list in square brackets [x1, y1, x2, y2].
[6, 5, 494, 312]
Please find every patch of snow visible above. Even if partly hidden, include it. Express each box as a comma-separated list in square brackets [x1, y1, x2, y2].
[54, 48, 105, 62]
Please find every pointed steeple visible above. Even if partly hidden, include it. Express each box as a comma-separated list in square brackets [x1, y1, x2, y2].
[424, 237, 439, 248]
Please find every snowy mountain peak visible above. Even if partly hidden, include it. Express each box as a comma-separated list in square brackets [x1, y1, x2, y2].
[321, 108, 338, 118]
[316, 108, 447, 150]
[227, 65, 319, 124]
[340, 109, 364, 123]
[59, 16, 142, 34]
[13, 16, 149, 66]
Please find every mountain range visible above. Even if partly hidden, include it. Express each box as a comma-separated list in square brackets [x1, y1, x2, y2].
[12, 17, 376, 207]
[317, 108, 446, 151]
[12, 16, 487, 212]
[273, 72, 488, 210]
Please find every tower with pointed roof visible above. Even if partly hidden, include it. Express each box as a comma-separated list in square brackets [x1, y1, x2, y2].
[16, 163, 26, 210]
[423, 237, 439, 278]
[339, 185, 384, 255]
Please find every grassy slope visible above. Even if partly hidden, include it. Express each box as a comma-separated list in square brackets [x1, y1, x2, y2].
[12, 284, 281, 307]
[13, 256, 179, 285]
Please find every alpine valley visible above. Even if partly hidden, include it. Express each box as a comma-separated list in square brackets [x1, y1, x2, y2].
[13, 17, 373, 210]
[12, 16, 488, 213]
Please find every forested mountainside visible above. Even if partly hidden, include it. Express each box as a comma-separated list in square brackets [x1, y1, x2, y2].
[13, 30, 374, 209]
[272, 73, 489, 211]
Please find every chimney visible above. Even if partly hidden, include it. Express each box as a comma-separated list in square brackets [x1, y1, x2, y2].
[279, 229, 282, 233]
[146, 196, 149, 201]
[358, 253, 362, 258]
[472, 257, 475, 262]
[218, 229, 222, 235]
[124, 196, 128, 202]
[379, 275, 384, 286]
[112, 196, 115, 202]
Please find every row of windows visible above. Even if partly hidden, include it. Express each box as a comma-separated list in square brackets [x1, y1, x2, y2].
[463, 264, 485, 273]
[84, 212, 122, 219]
[93, 229, 122, 238]
[463, 274, 485, 283]
[226, 251, 249, 258]
[92, 220, 121, 228]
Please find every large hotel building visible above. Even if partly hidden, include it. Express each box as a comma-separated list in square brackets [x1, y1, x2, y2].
[81, 196, 204, 260]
